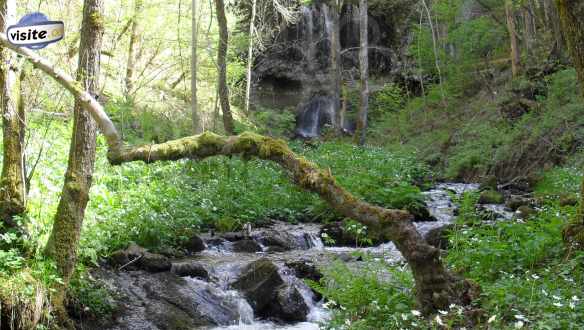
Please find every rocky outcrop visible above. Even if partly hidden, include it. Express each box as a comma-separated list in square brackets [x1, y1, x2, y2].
[232, 239, 263, 253]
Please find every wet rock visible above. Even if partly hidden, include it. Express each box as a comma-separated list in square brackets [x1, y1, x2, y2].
[157, 247, 186, 258]
[516, 205, 537, 219]
[424, 224, 454, 250]
[478, 190, 504, 204]
[253, 230, 299, 251]
[220, 232, 246, 242]
[560, 194, 579, 207]
[408, 203, 437, 222]
[232, 258, 284, 312]
[479, 175, 498, 191]
[94, 270, 246, 330]
[285, 260, 322, 283]
[232, 239, 263, 253]
[183, 234, 206, 253]
[171, 262, 209, 280]
[268, 285, 309, 322]
[506, 196, 530, 211]
[109, 244, 171, 273]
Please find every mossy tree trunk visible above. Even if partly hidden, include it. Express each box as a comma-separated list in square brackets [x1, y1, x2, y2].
[192, 0, 202, 134]
[0, 0, 26, 231]
[505, 0, 521, 77]
[556, 0, 584, 248]
[0, 30, 479, 315]
[215, 0, 235, 135]
[43, 0, 104, 326]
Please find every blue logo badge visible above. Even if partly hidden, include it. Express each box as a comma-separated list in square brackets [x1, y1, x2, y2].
[7, 12, 64, 49]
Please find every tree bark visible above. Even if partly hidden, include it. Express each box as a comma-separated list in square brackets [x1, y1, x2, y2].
[43, 0, 104, 325]
[331, 2, 343, 132]
[125, 0, 143, 99]
[555, 0, 584, 248]
[354, 0, 369, 146]
[192, 0, 202, 133]
[244, 0, 257, 115]
[215, 0, 235, 135]
[0, 31, 479, 314]
[505, 0, 521, 77]
[0, 0, 26, 231]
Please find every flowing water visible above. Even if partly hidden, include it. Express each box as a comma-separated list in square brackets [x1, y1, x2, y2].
[101, 183, 515, 330]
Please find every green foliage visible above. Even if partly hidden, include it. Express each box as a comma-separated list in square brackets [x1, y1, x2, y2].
[446, 198, 584, 328]
[249, 108, 296, 137]
[370, 83, 405, 118]
[68, 266, 115, 319]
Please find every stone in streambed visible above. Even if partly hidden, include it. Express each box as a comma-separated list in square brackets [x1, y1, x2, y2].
[183, 234, 206, 253]
[171, 261, 209, 280]
[109, 243, 171, 273]
[478, 190, 504, 204]
[232, 258, 284, 312]
[232, 239, 263, 253]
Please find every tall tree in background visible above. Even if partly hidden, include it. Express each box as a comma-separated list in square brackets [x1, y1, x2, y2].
[44, 0, 104, 324]
[331, 0, 343, 131]
[125, 0, 143, 99]
[192, 0, 202, 133]
[215, 0, 235, 135]
[244, 0, 257, 114]
[556, 0, 584, 247]
[0, 0, 26, 231]
[354, 0, 369, 146]
[505, 0, 521, 77]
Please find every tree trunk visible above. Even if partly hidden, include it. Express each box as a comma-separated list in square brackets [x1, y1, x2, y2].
[125, 0, 143, 99]
[522, 4, 535, 58]
[505, 0, 521, 77]
[43, 0, 104, 325]
[331, 2, 342, 132]
[0, 31, 480, 314]
[192, 0, 202, 133]
[215, 0, 235, 135]
[354, 0, 369, 146]
[0, 0, 26, 231]
[245, 0, 257, 114]
[555, 0, 584, 248]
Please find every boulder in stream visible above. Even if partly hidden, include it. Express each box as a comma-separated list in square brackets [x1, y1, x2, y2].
[183, 234, 206, 253]
[171, 261, 209, 280]
[232, 239, 263, 253]
[109, 244, 171, 273]
[232, 258, 310, 322]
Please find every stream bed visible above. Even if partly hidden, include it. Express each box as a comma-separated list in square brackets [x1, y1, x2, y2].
[93, 183, 513, 330]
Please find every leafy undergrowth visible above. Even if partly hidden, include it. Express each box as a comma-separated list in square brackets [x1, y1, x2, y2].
[316, 182, 584, 329]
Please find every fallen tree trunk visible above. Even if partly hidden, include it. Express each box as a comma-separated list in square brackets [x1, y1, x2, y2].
[0, 32, 478, 314]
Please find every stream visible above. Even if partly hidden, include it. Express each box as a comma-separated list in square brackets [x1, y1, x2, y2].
[94, 183, 514, 330]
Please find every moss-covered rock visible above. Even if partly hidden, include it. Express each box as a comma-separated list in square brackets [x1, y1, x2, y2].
[516, 205, 537, 219]
[560, 194, 579, 207]
[478, 190, 504, 204]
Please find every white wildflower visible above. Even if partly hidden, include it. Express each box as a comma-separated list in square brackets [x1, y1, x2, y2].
[553, 302, 563, 307]
[531, 274, 540, 280]
[434, 315, 444, 326]
[514, 314, 528, 321]
[515, 321, 524, 329]
[411, 310, 421, 317]
[570, 301, 576, 310]
[449, 304, 456, 309]
[572, 296, 580, 302]
[488, 315, 497, 323]
[439, 310, 448, 315]
[553, 295, 562, 300]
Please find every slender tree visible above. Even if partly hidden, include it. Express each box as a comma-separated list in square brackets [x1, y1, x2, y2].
[215, 0, 235, 135]
[125, 0, 143, 98]
[0, 0, 26, 231]
[244, 0, 257, 114]
[354, 0, 369, 146]
[555, 0, 584, 247]
[43, 0, 104, 324]
[331, 0, 343, 131]
[192, 0, 202, 133]
[505, 0, 521, 77]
